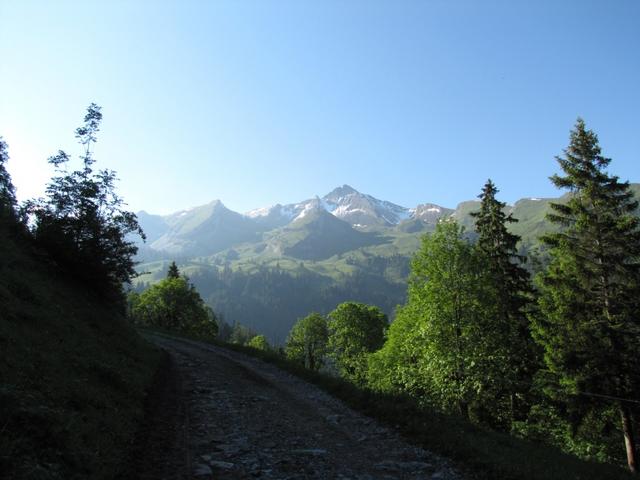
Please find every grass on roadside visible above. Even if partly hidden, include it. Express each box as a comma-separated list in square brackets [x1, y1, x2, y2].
[219, 340, 632, 480]
[0, 234, 162, 480]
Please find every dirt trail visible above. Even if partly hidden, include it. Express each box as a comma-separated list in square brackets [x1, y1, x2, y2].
[137, 333, 464, 479]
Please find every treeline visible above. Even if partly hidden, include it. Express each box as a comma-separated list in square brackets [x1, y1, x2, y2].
[133, 257, 408, 343]
[273, 119, 640, 472]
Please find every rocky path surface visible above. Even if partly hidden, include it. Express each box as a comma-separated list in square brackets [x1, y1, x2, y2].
[139, 333, 464, 480]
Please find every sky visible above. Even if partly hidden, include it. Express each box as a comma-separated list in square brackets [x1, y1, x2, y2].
[1, 1, 638, 215]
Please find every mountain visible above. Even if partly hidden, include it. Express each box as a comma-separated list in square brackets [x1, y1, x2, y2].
[321, 184, 411, 228]
[135, 210, 169, 243]
[265, 201, 386, 260]
[140, 185, 450, 258]
[133, 183, 640, 343]
[149, 200, 263, 256]
[245, 184, 438, 230]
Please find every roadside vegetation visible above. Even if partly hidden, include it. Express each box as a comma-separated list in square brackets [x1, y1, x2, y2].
[0, 107, 161, 479]
[190, 119, 638, 478]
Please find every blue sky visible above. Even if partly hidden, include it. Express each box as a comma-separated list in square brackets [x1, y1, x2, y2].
[1, 1, 638, 214]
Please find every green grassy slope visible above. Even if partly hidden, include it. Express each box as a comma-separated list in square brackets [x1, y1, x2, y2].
[151, 201, 263, 256]
[0, 232, 162, 479]
[265, 208, 388, 260]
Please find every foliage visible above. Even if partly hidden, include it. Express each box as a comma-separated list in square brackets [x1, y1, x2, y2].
[327, 301, 387, 385]
[0, 137, 17, 224]
[170, 261, 406, 344]
[533, 118, 640, 469]
[470, 179, 538, 426]
[229, 322, 257, 345]
[130, 270, 218, 340]
[221, 333, 633, 480]
[368, 220, 487, 415]
[285, 312, 328, 371]
[0, 222, 161, 479]
[246, 334, 271, 351]
[23, 104, 144, 298]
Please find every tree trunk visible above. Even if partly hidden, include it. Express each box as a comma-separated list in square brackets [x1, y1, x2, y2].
[621, 404, 637, 473]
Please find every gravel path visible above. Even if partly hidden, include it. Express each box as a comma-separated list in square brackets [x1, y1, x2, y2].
[141, 333, 464, 480]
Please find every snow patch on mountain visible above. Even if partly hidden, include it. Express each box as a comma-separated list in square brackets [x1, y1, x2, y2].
[292, 198, 324, 221]
[245, 205, 275, 218]
[243, 185, 449, 229]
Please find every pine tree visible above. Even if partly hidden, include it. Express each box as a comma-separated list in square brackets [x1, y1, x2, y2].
[0, 137, 17, 223]
[471, 180, 537, 425]
[167, 261, 180, 279]
[534, 119, 640, 472]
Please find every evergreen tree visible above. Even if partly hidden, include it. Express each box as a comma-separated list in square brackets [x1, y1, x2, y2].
[0, 137, 16, 217]
[471, 180, 537, 425]
[0, 137, 19, 235]
[534, 118, 640, 472]
[167, 261, 180, 279]
[229, 323, 257, 345]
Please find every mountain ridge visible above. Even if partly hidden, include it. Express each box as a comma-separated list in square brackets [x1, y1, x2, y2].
[136, 182, 639, 258]
[132, 182, 639, 342]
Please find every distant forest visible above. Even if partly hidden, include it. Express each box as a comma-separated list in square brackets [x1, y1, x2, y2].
[133, 254, 409, 344]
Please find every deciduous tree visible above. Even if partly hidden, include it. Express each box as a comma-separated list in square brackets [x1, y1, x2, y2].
[327, 301, 386, 385]
[285, 312, 328, 371]
[130, 276, 218, 339]
[25, 104, 144, 297]
[247, 334, 271, 351]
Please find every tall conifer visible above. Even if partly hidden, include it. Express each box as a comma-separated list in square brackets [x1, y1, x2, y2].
[534, 119, 640, 472]
[471, 180, 536, 425]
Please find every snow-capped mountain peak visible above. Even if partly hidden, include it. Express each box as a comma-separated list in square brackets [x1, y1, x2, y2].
[321, 186, 410, 227]
[243, 186, 449, 229]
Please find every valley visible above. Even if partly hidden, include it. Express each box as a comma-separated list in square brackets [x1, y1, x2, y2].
[133, 183, 639, 342]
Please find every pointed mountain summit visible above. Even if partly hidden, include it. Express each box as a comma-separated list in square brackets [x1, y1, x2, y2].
[150, 200, 262, 256]
[322, 184, 359, 203]
[321, 184, 410, 228]
[268, 206, 383, 260]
